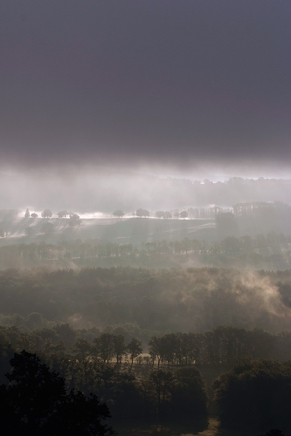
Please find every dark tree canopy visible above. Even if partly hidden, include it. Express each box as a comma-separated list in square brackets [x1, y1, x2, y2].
[69, 213, 82, 226]
[213, 359, 291, 433]
[0, 350, 115, 435]
[57, 210, 69, 218]
[127, 337, 142, 364]
[179, 210, 188, 219]
[113, 210, 124, 218]
[41, 209, 53, 218]
[136, 208, 150, 217]
[163, 211, 172, 219]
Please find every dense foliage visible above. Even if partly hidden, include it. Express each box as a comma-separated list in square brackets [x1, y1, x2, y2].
[213, 359, 291, 433]
[0, 350, 115, 435]
[0, 262, 291, 433]
[0, 266, 291, 334]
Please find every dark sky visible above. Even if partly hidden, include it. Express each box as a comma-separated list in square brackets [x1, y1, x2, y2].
[1, 0, 291, 178]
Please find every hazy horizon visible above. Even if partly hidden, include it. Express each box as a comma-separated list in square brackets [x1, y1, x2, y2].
[1, 1, 291, 213]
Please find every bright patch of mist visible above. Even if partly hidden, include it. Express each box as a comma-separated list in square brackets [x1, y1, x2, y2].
[1, 163, 291, 216]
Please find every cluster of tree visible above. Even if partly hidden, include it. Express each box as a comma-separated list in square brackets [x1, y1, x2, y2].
[1, 267, 291, 334]
[136, 208, 150, 217]
[0, 326, 208, 428]
[61, 358, 208, 424]
[3, 321, 291, 373]
[0, 350, 115, 435]
[4, 349, 291, 435]
[112, 210, 124, 218]
[155, 210, 172, 219]
[0, 345, 208, 430]
[3, 322, 291, 433]
[113, 209, 200, 219]
[18, 178, 291, 222]
[24, 208, 82, 224]
[0, 324, 144, 367]
[148, 327, 291, 367]
[87, 334, 142, 365]
[74, 328, 291, 368]
[213, 359, 291, 434]
[3, 336, 291, 434]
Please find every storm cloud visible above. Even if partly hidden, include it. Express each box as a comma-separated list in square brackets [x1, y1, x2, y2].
[1, 0, 291, 178]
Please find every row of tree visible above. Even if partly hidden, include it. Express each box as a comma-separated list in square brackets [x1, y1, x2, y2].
[25, 209, 77, 219]
[1, 232, 291, 269]
[148, 328, 291, 367]
[25, 208, 190, 219]
[3, 322, 291, 370]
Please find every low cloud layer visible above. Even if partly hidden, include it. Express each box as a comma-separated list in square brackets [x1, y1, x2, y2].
[1, 1, 291, 177]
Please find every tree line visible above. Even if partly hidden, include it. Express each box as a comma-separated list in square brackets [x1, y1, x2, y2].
[2, 323, 291, 372]
[0, 232, 291, 270]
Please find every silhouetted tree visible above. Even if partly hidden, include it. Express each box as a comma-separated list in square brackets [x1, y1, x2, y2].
[24, 208, 30, 218]
[149, 369, 174, 416]
[73, 338, 92, 361]
[213, 359, 291, 432]
[112, 334, 126, 363]
[259, 430, 287, 436]
[171, 366, 208, 417]
[127, 338, 142, 365]
[136, 208, 150, 217]
[57, 210, 69, 218]
[0, 350, 115, 435]
[69, 213, 82, 226]
[180, 210, 188, 219]
[41, 209, 53, 218]
[148, 336, 162, 368]
[113, 210, 124, 218]
[94, 334, 115, 363]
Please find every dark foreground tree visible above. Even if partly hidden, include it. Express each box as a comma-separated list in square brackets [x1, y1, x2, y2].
[171, 366, 208, 418]
[259, 430, 289, 436]
[0, 350, 115, 435]
[213, 359, 291, 433]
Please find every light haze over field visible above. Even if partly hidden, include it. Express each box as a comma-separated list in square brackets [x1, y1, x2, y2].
[1, 1, 291, 210]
